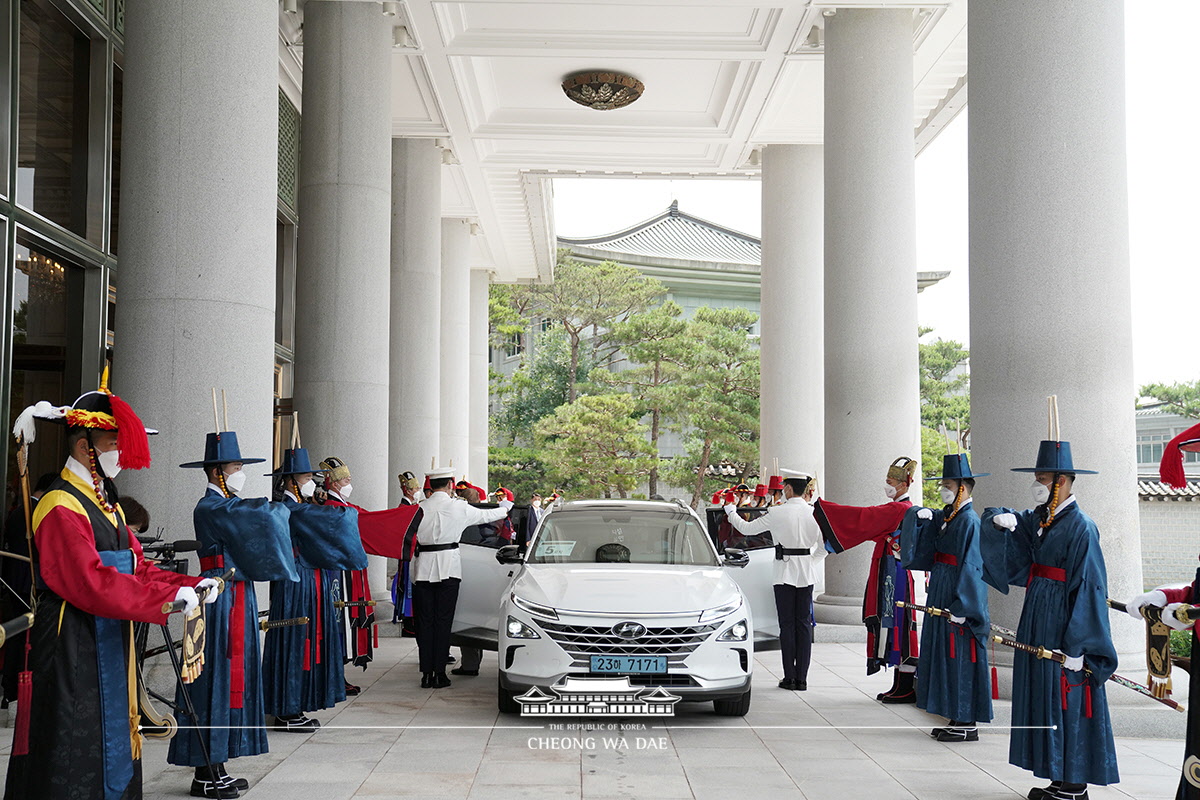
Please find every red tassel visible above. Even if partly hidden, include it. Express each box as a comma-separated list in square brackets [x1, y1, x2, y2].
[373, 623, 379, 648]
[990, 666, 999, 700]
[314, 570, 322, 666]
[1162, 423, 1200, 488]
[1085, 681, 1093, 719]
[303, 639, 311, 671]
[970, 637, 977, 664]
[948, 628, 956, 659]
[1061, 671, 1069, 710]
[107, 393, 151, 470]
[12, 669, 32, 755]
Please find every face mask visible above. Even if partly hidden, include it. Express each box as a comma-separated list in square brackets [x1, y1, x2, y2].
[1032, 481, 1051, 505]
[299, 479, 316, 499]
[97, 448, 122, 479]
[224, 470, 246, 494]
[531, 499, 541, 509]
[939, 486, 958, 506]
[340, 483, 353, 499]
[884, 483, 897, 499]
[414, 491, 425, 502]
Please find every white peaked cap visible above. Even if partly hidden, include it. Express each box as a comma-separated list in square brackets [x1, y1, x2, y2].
[426, 466, 456, 479]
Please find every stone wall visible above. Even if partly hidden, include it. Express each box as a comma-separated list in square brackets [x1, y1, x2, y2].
[1139, 497, 1200, 590]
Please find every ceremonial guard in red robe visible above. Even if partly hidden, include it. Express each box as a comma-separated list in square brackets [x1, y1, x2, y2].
[813, 457, 919, 702]
[4, 377, 206, 800]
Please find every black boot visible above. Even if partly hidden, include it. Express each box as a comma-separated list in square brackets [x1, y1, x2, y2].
[932, 721, 978, 742]
[421, 672, 434, 688]
[433, 671, 452, 688]
[344, 681, 361, 696]
[191, 766, 240, 798]
[1028, 782, 1062, 800]
[875, 670, 901, 701]
[215, 763, 249, 792]
[879, 670, 916, 704]
[273, 713, 320, 732]
[1047, 784, 1088, 800]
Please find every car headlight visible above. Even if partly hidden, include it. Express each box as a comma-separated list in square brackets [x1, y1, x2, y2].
[699, 598, 742, 623]
[717, 619, 749, 642]
[511, 593, 558, 620]
[506, 615, 541, 639]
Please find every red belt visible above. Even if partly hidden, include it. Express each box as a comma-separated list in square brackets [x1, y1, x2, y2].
[1028, 563, 1067, 586]
[934, 552, 958, 567]
[199, 553, 245, 707]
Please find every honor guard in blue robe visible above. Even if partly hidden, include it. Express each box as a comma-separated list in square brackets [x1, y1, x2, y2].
[261, 448, 366, 731]
[168, 431, 297, 798]
[981, 439, 1119, 800]
[901, 453, 993, 742]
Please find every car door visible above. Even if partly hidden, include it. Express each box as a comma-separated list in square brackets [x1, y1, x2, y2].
[452, 505, 531, 647]
[704, 508, 779, 640]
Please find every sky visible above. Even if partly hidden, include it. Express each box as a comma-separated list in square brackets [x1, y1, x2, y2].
[552, 1, 1199, 387]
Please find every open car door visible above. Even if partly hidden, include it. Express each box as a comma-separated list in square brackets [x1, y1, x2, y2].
[451, 504, 534, 651]
[705, 507, 780, 650]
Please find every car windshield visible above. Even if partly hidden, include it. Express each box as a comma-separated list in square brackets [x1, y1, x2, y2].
[528, 510, 719, 566]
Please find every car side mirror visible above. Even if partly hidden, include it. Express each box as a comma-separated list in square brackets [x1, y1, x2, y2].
[496, 545, 523, 565]
[723, 548, 749, 568]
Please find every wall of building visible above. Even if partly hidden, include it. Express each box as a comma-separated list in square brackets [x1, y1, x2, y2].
[1139, 497, 1200, 591]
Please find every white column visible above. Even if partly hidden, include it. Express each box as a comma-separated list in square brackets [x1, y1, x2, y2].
[439, 219, 472, 482]
[292, 1, 392, 595]
[759, 144, 824, 490]
[816, 8, 921, 625]
[968, 1, 1141, 661]
[389, 139, 442, 505]
[469, 268, 491, 492]
[116, 0, 276, 545]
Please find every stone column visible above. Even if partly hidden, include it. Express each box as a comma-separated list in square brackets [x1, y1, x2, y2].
[389, 139, 442, 505]
[968, 1, 1141, 665]
[759, 144, 824, 494]
[816, 8, 921, 625]
[116, 0, 277, 546]
[469, 268, 491, 492]
[292, 1, 392, 595]
[439, 219, 472, 483]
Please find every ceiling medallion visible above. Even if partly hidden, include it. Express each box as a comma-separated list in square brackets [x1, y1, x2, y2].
[561, 71, 645, 111]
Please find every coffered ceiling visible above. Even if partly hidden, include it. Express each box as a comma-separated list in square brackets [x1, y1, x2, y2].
[278, 0, 967, 282]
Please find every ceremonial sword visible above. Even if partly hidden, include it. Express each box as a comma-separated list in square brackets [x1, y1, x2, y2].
[261, 616, 310, 631]
[0, 613, 33, 648]
[334, 599, 377, 609]
[1106, 597, 1200, 622]
[161, 568, 236, 614]
[898, 601, 1187, 712]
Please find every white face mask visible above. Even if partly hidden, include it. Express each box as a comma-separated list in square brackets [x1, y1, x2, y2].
[884, 483, 898, 499]
[414, 491, 425, 502]
[224, 470, 246, 494]
[531, 499, 542, 509]
[1032, 481, 1051, 506]
[97, 448, 122, 479]
[939, 486, 958, 506]
[340, 483, 353, 499]
[299, 479, 316, 498]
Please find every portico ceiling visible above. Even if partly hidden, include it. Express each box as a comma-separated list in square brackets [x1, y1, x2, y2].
[278, 0, 967, 282]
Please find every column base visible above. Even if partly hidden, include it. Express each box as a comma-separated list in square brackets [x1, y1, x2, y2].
[814, 593, 866, 626]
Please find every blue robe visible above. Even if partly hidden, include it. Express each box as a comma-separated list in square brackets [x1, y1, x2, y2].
[168, 490, 297, 767]
[262, 500, 365, 716]
[980, 501, 1119, 786]
[901, 502, 993, 724]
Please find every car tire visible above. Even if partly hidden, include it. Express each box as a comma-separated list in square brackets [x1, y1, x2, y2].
[498, 674, 521, 714]
[713, 688, 751, 717]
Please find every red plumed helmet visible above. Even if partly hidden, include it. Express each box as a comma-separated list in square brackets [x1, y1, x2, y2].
[1161, 422, 1200, 489]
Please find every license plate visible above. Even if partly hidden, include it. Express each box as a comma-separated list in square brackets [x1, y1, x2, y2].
[590, 655, 667, 674]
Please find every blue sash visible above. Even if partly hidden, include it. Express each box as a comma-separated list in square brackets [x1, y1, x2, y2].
[96, 549, 135, 800]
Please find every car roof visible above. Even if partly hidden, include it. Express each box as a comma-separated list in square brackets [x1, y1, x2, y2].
[552, 499, 696, 517]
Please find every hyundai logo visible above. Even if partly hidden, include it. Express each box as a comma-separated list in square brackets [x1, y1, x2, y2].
[612, 621, 646, 639]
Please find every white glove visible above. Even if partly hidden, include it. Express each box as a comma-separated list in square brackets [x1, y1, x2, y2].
[992, 512, 1018, 531]
[949, 615, 966, 625]
[174, 586, 200, 615]
[498, 499, 514, 512]
[916, 508, 933, 520]
[723, 504, 738, 515]
[196, 578, 220, 604]
[1125, 589, 1167, 621]
[1054, 650, 1084, 672]
[1163, 603, 1194, 632]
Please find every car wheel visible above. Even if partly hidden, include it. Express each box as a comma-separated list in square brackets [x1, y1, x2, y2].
[498, 674, 521, 714]
[713, 688, 751, 717]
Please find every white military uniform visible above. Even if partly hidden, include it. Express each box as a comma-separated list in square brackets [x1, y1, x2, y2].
[413, 492, 509, 582]
[724, 498, 825, 588]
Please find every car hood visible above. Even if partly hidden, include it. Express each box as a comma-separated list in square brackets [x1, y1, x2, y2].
[511, 564, 742, 616]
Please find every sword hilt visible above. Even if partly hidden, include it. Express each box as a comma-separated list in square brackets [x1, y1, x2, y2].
[260, 616, 310, 631]
[334, 599, 377, 609]
[162, 568, 237, 614]
[0, 612, 34, 648]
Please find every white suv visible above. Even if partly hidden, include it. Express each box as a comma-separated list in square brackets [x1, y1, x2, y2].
[484, 500, 756, 716]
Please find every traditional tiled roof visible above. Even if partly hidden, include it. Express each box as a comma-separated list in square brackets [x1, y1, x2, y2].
[559, 201, 760, 266]
[1138, 479, 1200, 499]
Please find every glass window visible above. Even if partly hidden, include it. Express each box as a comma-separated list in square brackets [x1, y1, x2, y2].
[17, 0, 93, 237]
[529, 510, 718, 566]
[0, 4, 11, 198]
[275, 220, 296, 351]
[9, 237, 85, 492]
[109, 60, 121, 254]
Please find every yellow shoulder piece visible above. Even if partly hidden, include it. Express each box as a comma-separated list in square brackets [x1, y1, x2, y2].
[33, 488, 87, 532]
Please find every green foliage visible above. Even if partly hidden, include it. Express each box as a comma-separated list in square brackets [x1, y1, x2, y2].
[920, 427, 951, 507]
[918, 327, 970, 506]
[491, 326, 596, 446]
[1170, 629, 1192, 659]
[534, 393, 656, 499]
[1140, 380, 1200, 419]
[660, 306, 761, 508]
[487, 446, 551, 503]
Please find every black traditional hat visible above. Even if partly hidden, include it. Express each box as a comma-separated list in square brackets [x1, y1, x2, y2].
[266, 447, 328, 476]
[179, 432, 266, 469]
[1010, 440, 1097, 475]
[925, 453, 989, 481]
